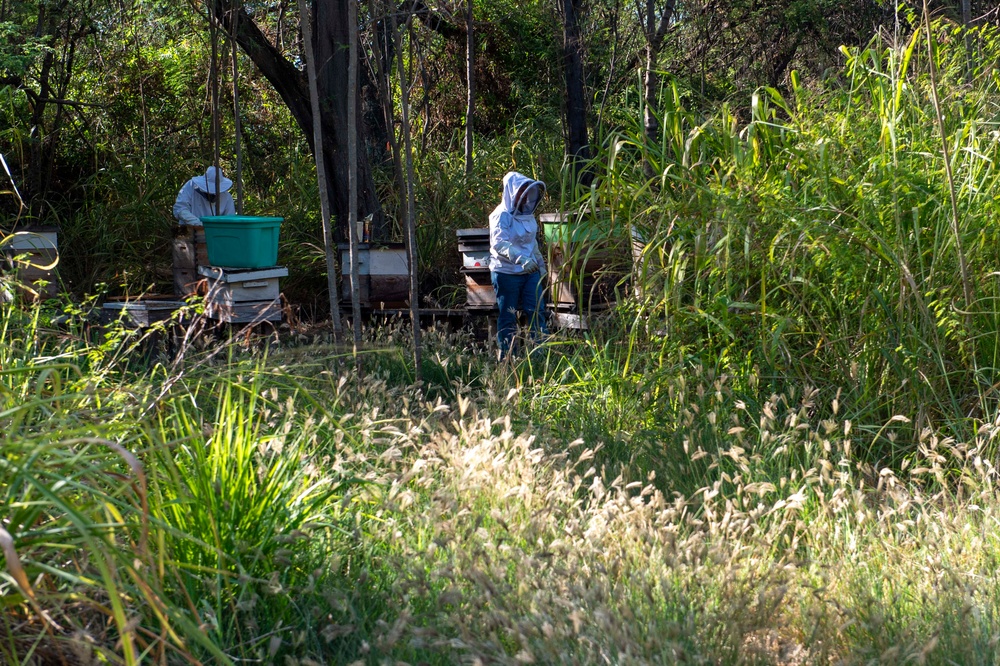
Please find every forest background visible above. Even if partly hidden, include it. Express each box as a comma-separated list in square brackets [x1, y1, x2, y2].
[4, 0, 967, 305]
[5, 0, 1000, 664]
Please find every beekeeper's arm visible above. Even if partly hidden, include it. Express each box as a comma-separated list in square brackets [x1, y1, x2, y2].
[492, 212, 538, 272]
[173, 182, 202, 226]
[532, 245, 546, 279]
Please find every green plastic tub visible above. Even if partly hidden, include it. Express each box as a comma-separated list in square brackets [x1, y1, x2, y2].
[200, 215, 282, 268]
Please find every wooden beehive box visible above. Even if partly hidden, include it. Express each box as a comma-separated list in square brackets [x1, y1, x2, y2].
[172, 225, 210, 296]
[540, 213, 623, 314]
[339, 243, 409, 307]
[3, 227, 59, 299]
[101, 297, 186, 327]
[198, 265, 286, 323]
[456, 229, 495, 311]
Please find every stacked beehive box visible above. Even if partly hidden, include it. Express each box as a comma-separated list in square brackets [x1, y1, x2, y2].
[171, 216, 287, 324]
[540, 212, 623, 323]
[101, 297, 186, 327]
[456, 229, 494, 311]
[172, 225, 210, 296]
[3, 227, 59, 299]
[198, 265, 286, 323]
[339, 242, 409, 308]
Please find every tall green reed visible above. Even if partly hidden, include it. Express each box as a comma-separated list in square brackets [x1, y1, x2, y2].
[538, 20, 1000, 466]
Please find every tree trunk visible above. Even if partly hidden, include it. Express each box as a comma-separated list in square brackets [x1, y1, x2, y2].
[230, 6, 244, 214]
[642, 42, 658, 153]
[961, 0, 973, 79]
[393, 3, 422, 381]
[211, 0, 384, 239]
[464, 0, 474, 178]
[371, 0, 406, 220]
[297, 0, 343, 339]
[347, 0, 363, 362]
[561, 0, 591, 185]
[640, 0, 676, 178]
[209, 0, 222, 214]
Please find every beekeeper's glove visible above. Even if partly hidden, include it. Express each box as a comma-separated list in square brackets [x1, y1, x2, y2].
[496, 240, 538, 273]
[517, 255, 539, 273]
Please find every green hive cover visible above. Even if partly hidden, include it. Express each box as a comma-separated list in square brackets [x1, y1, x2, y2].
[201, 216, 283, 224]
[543, 221, 612, 243]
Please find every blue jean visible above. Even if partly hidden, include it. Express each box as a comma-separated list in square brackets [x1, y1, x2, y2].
[491, 270, 549, 358]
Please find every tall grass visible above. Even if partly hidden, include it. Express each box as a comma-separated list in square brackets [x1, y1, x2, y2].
[9, 298, 1000, 663]
[8, 17, 1000, 666]
[531, 19, 1000, 468]
[0, 304, 362, 663]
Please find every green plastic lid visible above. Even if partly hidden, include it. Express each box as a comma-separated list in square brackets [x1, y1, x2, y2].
[543, 222, 613, 243]
[201, 215, 283, 224]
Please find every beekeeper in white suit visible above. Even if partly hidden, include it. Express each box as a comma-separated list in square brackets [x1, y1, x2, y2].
[173, 165, 235, 226]
[171, 165, 236, 295]
[489, 171, 550, 358]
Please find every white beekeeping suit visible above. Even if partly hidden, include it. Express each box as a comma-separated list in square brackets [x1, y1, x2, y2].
[488, 171, 546, 276]
[173, 166, 236, 226]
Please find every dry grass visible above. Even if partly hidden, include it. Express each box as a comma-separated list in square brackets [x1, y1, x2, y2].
[308, 370, 1000, 665]
[5, 312, 1000, 664]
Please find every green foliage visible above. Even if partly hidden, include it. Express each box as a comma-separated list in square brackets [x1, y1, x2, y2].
[9, 10, 1000, 666]
[521, 21, 1000, 469]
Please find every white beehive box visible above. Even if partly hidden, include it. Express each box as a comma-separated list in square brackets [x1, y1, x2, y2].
[3, 227, 59, 298]
[339, 243, 409, 306]
[197, 265, 287, 323]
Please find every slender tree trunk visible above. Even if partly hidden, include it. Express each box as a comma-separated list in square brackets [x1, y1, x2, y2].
[27, 43, 53, 219]
[297, 0, 343, 340]
[595, 0, 620, 135]
[371, 1, 405, 218]
[961, 0, 973, 80]
[464, 0, 474, 178]
[393, 3, 422, 381]
[316, 0, 386, 240]
[642, 42, 658, 154]
[230, 6, 244, 214]
[209, 0, 222, 214]
[640, 0, 676, 178]
[348, 0, 363, 363]
[561, 0, 591, 186]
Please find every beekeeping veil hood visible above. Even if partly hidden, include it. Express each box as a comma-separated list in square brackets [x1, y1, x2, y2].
[501, 172, 546, 216]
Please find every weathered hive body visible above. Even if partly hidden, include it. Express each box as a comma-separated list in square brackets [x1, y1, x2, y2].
[3, 226, 59, 299]
[198, 265, 286, 323]
[540, 212, 624, 318]
[339, 243, 409, 307]
[456, 229, 495, 311]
